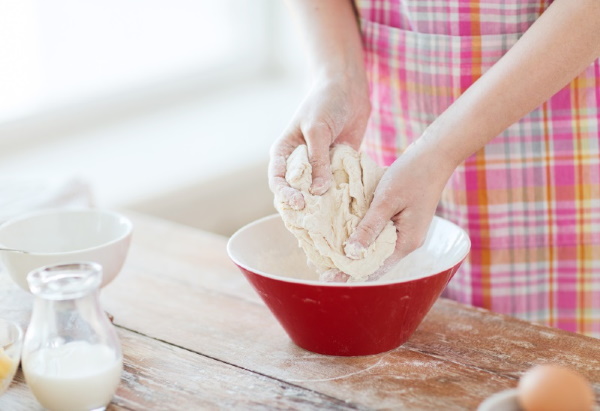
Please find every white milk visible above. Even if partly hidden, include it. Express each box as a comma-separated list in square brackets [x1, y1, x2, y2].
[23, 341, 122, 411]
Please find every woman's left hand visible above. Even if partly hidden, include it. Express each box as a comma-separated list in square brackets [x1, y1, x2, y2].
[344, 139, 458, 276]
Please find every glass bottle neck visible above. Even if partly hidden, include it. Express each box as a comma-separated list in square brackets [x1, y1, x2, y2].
[28, 262, 102, 300]
[32, 290, 101, 313]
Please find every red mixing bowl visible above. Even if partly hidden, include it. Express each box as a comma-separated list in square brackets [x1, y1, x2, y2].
[227, 214, 470, 356]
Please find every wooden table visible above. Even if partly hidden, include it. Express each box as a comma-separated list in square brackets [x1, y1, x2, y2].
[1, 212, 599, 410]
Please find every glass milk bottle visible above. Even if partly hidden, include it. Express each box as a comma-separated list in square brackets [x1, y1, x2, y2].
[22, 262, 123, 411]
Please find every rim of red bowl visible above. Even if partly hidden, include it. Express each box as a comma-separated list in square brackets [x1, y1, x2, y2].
[227, 214, 471, 287]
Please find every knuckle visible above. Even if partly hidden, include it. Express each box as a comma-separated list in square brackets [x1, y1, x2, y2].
[355, 223, 379, 243]
[269, 141, 286, 158]
[270, 155, 286, 170]
[269, 143, 280, 157]
[309, 155, 329, 171]
[371, 199, 397, 221]
[304, 119, 336, 141]
[268, 177, 281, 192]
[269, 179, 285, 194]
[374, 196, 395, 212]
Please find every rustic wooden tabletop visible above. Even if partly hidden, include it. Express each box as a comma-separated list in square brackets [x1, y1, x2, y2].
[1, 211, 598, 410]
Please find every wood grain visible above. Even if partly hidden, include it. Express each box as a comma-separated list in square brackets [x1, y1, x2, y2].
[0, 321, 361, 410]
[407, 299, 600, 381]
[1, 211, 598, 410]
[97, 212, 597, 409]
[100, 261, 520, 410]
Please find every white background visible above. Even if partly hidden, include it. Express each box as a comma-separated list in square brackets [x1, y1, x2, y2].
[0, 0, 309, 233]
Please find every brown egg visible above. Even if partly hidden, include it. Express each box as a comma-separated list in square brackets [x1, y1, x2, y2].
[518, 364, 596, 411]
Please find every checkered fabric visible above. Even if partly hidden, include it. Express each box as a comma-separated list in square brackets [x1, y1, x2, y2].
[356, 0, 600, 337]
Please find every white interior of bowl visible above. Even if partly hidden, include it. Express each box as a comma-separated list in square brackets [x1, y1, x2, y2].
[227, 214, 471, 286]
[0, 209, 132, 254]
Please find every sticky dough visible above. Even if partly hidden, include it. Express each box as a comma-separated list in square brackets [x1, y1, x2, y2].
[275, 144, 397, 282]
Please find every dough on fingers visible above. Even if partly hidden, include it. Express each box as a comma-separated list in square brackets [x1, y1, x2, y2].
[275, 144, 397, 282]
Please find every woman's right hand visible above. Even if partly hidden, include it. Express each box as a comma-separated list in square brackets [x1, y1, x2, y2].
[268, 73, 371, 210]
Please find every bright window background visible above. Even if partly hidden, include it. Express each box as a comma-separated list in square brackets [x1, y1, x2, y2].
[0, 0, 271, 122]
[0, 0, 307, 234]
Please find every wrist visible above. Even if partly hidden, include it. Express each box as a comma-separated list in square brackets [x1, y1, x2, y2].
[314, 59, 368, 89]
[404, 132, 459, 188]
[418, 115, 474, 170]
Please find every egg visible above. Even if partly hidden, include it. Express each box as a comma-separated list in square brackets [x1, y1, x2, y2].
[517, 364, 596, 411]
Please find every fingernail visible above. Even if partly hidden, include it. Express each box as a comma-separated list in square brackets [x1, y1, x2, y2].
[289, 192, 305, 211]
[344, 240, 367, 260]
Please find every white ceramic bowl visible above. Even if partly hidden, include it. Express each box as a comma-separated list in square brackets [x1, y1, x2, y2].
[0, 209, 132, 291]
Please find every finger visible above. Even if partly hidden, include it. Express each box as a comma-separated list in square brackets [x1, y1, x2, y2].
[268, 157, 305, 210]
[268, 135, 305, 210]
[344, 201, 394, 259]
[319, 269, 350, 283]
[303, 122, 334, 195]
[367, 250, 403, 281]
[365, 212, 428, 281]
[391, 211, 429, 259]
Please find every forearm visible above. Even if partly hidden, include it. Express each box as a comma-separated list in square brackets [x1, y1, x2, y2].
[420, 0, 600, 170]
[286, 0, 366, 82]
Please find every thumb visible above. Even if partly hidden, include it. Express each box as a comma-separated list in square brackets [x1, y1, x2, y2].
[304, 123, 334, 195]
[344, 202, 393, 260]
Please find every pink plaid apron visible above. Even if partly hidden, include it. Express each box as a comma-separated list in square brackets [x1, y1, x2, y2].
[356, 0, 600, 337]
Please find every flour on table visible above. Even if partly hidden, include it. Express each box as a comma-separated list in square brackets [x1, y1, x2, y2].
[274, 144, 397, 282]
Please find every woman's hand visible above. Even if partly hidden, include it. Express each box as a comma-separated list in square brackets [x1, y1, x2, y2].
[269, 74, 371, 209]
[270, 0, 369, 209]
[344, 137, 458, 276]
[345, 0, 600, 276]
